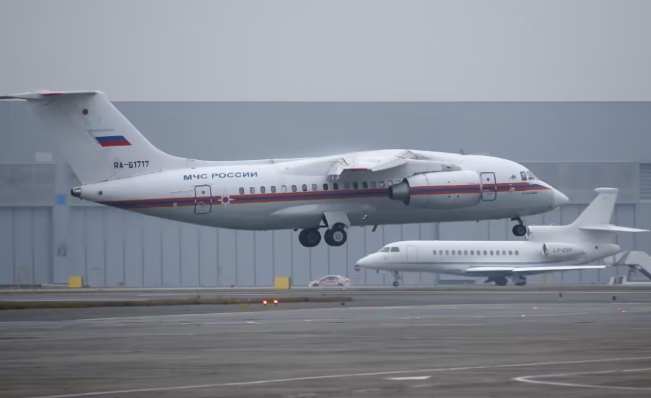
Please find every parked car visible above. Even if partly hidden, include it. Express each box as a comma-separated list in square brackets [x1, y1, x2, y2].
[308, 275, 350, 287]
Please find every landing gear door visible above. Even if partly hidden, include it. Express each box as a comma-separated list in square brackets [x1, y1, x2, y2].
[194, 185, 213, 214]
[480, 172, 497, 201]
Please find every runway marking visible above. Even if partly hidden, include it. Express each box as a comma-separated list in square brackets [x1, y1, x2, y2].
[514, 367, 651, 391]
[385, 376, 431, 380]
[25, 356, 651, 398]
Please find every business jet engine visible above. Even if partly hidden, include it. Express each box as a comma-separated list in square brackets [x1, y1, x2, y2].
[541, 243, 585, 260]
[388, 170, 482, 209]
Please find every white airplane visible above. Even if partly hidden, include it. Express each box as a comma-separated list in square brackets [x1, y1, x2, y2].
[2, 90, 569, 248]
[356, 188, 648, 286]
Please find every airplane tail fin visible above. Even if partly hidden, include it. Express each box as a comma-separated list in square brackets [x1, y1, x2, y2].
[1, 90, 188, 184]
[570, 187, 648, 233]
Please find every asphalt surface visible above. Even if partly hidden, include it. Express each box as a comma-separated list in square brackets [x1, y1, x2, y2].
[1, 290, 650, 397]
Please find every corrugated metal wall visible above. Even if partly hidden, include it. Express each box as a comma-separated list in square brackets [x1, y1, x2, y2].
[2, 101, 651, 287]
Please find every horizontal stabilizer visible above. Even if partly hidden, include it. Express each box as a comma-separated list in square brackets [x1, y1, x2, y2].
[579, 225, 648, 233]
[512, 265, 606, 273]
[0, 90, 97, 100]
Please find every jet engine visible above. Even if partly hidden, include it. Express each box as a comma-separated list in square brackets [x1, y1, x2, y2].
[388, 170, 481, 209]
[541, 243, 585, 260]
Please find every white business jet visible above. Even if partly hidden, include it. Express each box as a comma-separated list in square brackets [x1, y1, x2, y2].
[2, 90, 568, 248]
[357, 188, 647, 286]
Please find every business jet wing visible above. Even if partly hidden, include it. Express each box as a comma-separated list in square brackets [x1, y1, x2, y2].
[465, 265, 607, 277]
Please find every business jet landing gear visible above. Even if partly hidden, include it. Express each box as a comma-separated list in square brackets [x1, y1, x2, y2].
[391, 271, 403, 287]
[511, 217, 527, 237]
[324, 226, 347, 247]
[485, 276, 508, 286]
[511, 275, 527, 286]
[298, 228, 321, 248]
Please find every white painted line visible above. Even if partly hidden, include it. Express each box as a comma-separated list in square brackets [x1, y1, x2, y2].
[26, 356, 651, 398]
[385, 376, 431, 380]
[514, 367, 651, 391]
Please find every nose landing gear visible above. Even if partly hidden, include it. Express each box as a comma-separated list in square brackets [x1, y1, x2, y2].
[511, 217, 527, 237]
[391, 271, 402, 287]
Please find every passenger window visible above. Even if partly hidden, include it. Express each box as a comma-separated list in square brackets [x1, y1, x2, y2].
[379, 181, 385, 188]
[464, 250, 468, 255]
[250, 187, 255, 194]
[271, 186, 276, 193]
[439, 250, 443, 255]
[333, 183, 339, 190]
[470, 250, 474, 255]
[508, 250, 513, 255]
[291, 185, 297, 192]
[445, 250, 449, 255]
[344, 182, 350, 190]
[433, 250, 436, 255]
[452, 250, 455, 255]
[371, 181, 377, 188]
[490, 250, 494, 255]
[483, 250, 487, 255]
[302, 184, 307, 192]
[239, 187, 244, 195]
[502, 250, 506, 255]
[362, 182, 368, 189]
[260, 186, 266, 194]
[520, 171, 527, 181]
[312, 184, 317, 191]
[390, 247, 400, 252]
[281, 185, 287, 192]
[353, 182, 359, 189]
[323, 183, 329, 191]
[515, 250, 519, 255]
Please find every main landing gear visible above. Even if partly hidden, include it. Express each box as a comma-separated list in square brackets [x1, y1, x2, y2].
[484, 275, 527, 286]
[511, 217, 527, 237]
[298, 225, 348, 248]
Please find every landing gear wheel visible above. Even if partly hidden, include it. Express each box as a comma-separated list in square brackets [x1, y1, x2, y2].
[392, 281, 399, 287]
[299, 228, 322, 248]
[512, 224, 527, 237]
[494, 276, 508, 286]
[324, 226, 347, 247]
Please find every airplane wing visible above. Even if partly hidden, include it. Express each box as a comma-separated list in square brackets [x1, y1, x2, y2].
[465, 265, 607, 277]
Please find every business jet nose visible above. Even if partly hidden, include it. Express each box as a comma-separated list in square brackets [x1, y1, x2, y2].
[552, 189, 569, 207]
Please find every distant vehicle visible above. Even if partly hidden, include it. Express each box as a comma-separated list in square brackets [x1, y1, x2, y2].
[356, 188, 648, 287]
[308, 275, 350, 287]
[2, 90, 568, 251]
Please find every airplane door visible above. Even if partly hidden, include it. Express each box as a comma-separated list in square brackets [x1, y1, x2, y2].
[194, 185, 213, 214]
[407, 245, 418, 262]
[480, 172, 497, 201]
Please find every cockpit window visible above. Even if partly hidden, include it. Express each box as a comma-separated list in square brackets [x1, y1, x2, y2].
[526, 171, 536, 180]
[379, 247, 390, 252]
[520, 171, 527, 181]
[390, 247, 400, 252]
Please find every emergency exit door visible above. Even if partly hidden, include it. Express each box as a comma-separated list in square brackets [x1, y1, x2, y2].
[194, 185, 213, 214]
[480, 172, 497, 201]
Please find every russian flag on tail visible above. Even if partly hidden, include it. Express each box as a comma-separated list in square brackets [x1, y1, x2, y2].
[95, 135, 131, 147]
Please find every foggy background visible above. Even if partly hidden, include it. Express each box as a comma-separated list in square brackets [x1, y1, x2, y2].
[1, 0, 650, 287]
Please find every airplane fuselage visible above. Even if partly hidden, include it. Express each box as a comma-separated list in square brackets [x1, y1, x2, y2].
[73, 150, 562, 231]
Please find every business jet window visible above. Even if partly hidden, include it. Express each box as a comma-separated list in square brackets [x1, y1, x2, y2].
[432, 250, 437, 255]
[451, 250, 455, 255]
[323, 183, 329, 191]
[239, 187, 244, 195]
[312, 184, 318, 191]
[302, 184, 307, 192]
[439, 250, 443, 255]
[333, 183, 339, 190]
[379, 181, 385, 188]
[250, 187, 255, 194]
[490, 250, 494, 255]
[390, 247, 400, 252]
[483, 250, 487, 255]
[520, 171, 527, 181]
[470, 250, 474, 255]
[291, 185, 297, 192]
[509, 250, 513, 255]
[445, 250, 449, 255]
[464, 250, 468, 255]
[371, 181, 377, 188]
[379, 247, 390, 252]
[362, 182, 368, 189]
[271, 186, 276, 193]
[515, 250, 519, 255]
[260, 186, 266, 194]
[502, 250, 506, 255]
[281, 185, 287, 192]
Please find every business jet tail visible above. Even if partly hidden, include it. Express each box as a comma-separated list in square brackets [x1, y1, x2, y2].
[568, 187, 647, 233]
[1, 90, 190, 184]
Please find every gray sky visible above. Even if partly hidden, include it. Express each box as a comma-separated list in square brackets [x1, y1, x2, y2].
[1, 0, 650, 101]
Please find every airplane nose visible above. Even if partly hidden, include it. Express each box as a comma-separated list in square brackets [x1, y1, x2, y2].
[552, 188, 569, 207]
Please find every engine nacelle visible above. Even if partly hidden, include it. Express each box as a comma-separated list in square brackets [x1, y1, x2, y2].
[541, 243, 585, 260]
[388, 170, 481, 209]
